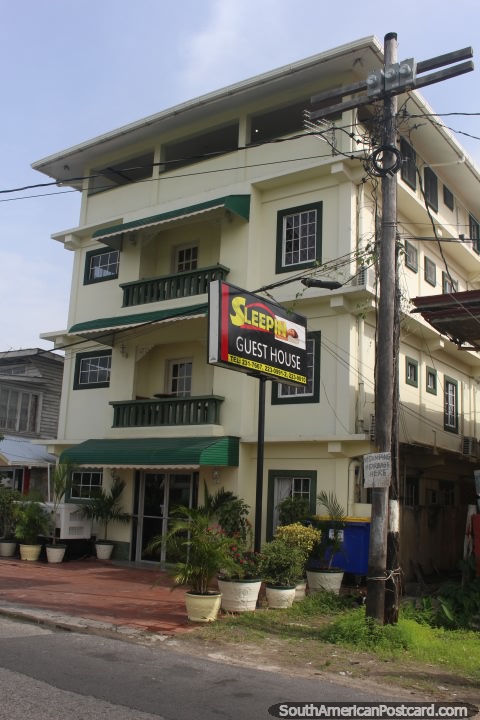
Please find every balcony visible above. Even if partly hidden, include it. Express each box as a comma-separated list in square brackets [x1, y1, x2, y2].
[120, 265, 230, 308]
[110, 395, 225, 428]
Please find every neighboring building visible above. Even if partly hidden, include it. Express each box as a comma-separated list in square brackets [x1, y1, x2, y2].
[0, 349, 63, 495]
[33, 36, 480, 576]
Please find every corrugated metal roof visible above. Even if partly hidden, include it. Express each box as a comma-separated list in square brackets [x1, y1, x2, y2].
[0, 435, 56, 467]
[411, 290, 480, 350]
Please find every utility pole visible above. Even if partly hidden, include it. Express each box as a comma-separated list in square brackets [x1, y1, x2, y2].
[309, 35, 473, 624]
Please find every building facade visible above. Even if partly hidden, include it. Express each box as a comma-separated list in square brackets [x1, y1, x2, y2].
[33, 37, 480, 575]
[0, 349, 63, 495]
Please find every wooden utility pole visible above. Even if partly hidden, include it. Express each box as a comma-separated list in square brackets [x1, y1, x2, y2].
[365, 32, 398, 621]
[309, 35, 473, 624]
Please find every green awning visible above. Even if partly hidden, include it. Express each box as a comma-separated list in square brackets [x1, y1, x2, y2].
[60, 436, 239, 469]
[92, 195, 250, 247]
[68, 303, 207, 341]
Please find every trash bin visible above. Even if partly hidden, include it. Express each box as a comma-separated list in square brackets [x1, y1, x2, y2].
[331, 519, 370, 576]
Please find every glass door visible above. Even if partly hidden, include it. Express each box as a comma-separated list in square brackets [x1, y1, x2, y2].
[136, 472, 194, 563]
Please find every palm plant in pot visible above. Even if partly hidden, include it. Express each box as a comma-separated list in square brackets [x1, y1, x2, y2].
[0, 486, 22, 557]
[78, 477, 130, 560]
[146, 504, 238, 622]
[306, 490, 347, 594]
[45, 463, 73, 563]
[14, 494, 52, 561]
[259, 537, 305, 609]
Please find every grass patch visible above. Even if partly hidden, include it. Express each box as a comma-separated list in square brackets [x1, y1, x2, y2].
[187, 591, 480, 682]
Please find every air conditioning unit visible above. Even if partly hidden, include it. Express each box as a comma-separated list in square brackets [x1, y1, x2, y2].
[462, 436, 478, 457]
[44, 502, 91, 540]
[369, 414, 376, 442]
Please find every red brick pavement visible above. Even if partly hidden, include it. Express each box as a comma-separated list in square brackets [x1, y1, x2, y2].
[0, 557, 193, 635]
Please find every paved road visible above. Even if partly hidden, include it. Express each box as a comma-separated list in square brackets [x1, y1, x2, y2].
[0, 617, 408, 720]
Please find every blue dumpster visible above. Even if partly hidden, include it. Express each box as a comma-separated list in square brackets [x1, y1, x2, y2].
[331, 520, 370, 576]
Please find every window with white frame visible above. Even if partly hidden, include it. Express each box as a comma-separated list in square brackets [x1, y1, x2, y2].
[84, 248, 119, 284]
[70, 470, 103, 499]
[73, 351, 112, 390]
[175, 246, 198, 272]
[267, 471, 317, 539]
[272, 334, 320, 404]
[276, 202, 322, 273]
[404, 241, 418, 272]
[424, 257, 436, 286]
[168, 360, 192, 396]
[405, 358, 418, 387]
[0, 387, 40, 433]
[442, 271, 458, 294]
[444, 377, 458, 433]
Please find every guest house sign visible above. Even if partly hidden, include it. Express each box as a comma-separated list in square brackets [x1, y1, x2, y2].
[208, 281, 307, 386]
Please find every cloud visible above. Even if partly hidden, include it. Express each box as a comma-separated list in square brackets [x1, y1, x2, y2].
[179, 0, 290, 97]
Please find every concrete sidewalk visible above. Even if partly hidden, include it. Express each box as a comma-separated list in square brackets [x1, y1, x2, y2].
[0, 557, 193, 640]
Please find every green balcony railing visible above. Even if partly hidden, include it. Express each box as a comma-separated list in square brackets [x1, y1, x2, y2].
[110, 395, 225, 428]
[120, 264, 230, 307]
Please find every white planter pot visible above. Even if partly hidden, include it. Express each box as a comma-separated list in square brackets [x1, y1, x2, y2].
[217, 579, 262, 612]
[0, 541, 17, 557]
[19, 544, 42, 562]
[95, 542, 114, 560]
[184, 592, 222, 622]
[307, 569, 344, 595]
[294, 580, 307, 602]
[46, 545, 67, 563]
[265, 585, 296, 609]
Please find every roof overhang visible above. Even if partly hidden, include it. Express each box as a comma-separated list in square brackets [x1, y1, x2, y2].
[411, 290, 480, 351]
[60, 436, 240, 469]
[92, 195, 250, 249]
[68, 303, 208, 344]
[0, 436, 57, 468]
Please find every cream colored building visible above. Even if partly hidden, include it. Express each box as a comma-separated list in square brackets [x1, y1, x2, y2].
[33, 37, 480, 576]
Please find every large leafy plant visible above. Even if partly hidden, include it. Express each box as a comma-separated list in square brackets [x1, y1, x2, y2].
[0, 486, 22, 540]
[259, 537, 304, 587]
[14, 496, 51, 545]
[79, 477, 130, 542]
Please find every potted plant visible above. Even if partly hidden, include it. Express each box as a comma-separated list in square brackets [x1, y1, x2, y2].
[78, 477, 130, 560]
[14, 495, 52, 561]
[306, 491, 347, 594]
[259, 537, 305, 608]
[45, 463, 73, 563]
[217, 541, 263, 612]
[147, 504, 238, 622]
[274, 523, 321, 600]
[0, 486, 22, 557]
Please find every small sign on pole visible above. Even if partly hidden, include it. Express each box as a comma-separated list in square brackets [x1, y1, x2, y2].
[364, 452, 392, 488]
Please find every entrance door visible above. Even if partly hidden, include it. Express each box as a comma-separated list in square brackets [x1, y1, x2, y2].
[135, 472, 195, 563]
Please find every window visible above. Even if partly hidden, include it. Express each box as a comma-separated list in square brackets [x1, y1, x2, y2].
[71, 470, 103, 499]
[84, 248, 119, 284]
[175, 246, 198, 272]
[424, 256, 436, 287]
[169, 360, 192, 397]
[442, 271, 458, 294]
[444, 377, 458, 433]
[73, 351, 112, 390]
[0, 365, 26, 375]
[88, 151, 154, 195]
[405, 477, 419, 506]
[163, 123, 238, 172]
[400, 138, 416, 190]
[426, 367, 437, 395]
[424, 167, 438, 212]
[443, 185, 454, 211]
[276, 202, 322, 273]
[469, 214, 480, 254]
[272, 333, 320, 404]
[405, 358, 418, 387]
[0, 387, 39, 433]
[267, 470, 317, 539]
[404, 241, 418, 272]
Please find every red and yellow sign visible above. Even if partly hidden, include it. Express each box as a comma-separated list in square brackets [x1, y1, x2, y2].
[208, 281, 307, 386]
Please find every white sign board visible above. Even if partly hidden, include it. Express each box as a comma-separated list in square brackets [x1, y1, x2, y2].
[364, 452, 392, 488]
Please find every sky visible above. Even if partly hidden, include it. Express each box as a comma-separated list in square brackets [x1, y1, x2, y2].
[1, 0, 479, 352]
